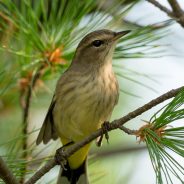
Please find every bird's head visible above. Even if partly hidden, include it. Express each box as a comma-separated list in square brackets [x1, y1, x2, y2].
[73, 29, 131, 68]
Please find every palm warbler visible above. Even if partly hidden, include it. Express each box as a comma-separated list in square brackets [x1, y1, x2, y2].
[36, 29, 130, 184]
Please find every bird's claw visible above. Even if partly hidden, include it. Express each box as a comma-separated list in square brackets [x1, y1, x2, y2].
[96, 121, 110, 147]
[55, 147, 67, 170]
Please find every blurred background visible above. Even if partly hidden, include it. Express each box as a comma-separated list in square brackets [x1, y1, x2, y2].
[0, 0, 184, 183]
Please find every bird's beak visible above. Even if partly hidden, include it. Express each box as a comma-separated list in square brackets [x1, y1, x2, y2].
[113, 30, 131, 41]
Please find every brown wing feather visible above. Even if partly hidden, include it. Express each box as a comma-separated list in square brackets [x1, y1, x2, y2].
[36, 98, 58, 145]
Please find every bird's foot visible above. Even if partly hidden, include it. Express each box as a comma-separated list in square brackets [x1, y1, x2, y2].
[102, 121, 110, 144]
[55, 141, 73, 170]
[96, 121, 111, 147]
[55, 147, 67, 170]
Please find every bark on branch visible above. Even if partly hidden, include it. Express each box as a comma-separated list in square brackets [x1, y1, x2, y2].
[168, 0, 183, 17]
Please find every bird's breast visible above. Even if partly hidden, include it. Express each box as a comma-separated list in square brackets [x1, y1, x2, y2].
[54, 65, 119, 141]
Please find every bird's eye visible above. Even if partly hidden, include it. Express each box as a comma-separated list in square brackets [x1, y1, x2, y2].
[92, 40, 104, 47]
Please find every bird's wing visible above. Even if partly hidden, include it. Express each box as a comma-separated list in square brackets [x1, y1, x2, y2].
[36, 96, 58, 145]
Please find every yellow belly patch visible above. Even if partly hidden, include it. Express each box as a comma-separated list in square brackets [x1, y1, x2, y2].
[61, 138, 91, 169]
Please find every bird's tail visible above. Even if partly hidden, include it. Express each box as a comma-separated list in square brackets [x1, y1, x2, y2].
[57, 159, 88, 184]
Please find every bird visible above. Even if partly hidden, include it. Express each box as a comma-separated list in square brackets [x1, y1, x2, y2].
[36, 29, 131, 184]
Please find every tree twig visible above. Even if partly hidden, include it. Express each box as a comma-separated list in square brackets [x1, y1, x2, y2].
[146, 0, 184, 27]
[25, 86, 183, 184]
[168, 0, 183, 17]
[20, 65, 44, 184]
[146, 0, 175, 18]
[119, 126, 136, 134]
[167, 0, 184, 27]
[0, 156, 19, 184]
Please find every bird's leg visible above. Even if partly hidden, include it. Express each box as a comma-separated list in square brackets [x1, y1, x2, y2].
[55, 141, 74, 170]
[96, 121, 110, 147]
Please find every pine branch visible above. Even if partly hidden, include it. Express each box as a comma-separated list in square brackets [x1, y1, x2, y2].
[25, 86, 183, 184]
[0, 156, 18, 184]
